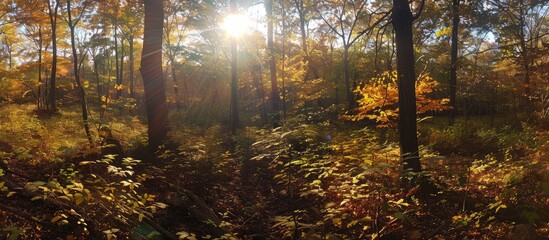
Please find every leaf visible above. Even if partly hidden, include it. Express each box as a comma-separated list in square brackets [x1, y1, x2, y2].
[58, 196, 71, 201]
[51, 216, 63, 223]
[31, 196, 42, 201]
[281, 130, 296, 139]
[138, 213, 144, 222]
[32, 181, 46, 186]
[394, 212, 405, 219]
[84, 189, 92, 199]
[74, 193, 84, 205]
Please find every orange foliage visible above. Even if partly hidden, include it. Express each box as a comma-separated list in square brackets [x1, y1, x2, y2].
[342, 71, 449, 127]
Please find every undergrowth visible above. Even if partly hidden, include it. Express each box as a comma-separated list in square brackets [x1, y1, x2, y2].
[1, 105, 548, 239]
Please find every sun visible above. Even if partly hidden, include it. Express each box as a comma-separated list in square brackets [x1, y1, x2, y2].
[222, 14, 249, 37]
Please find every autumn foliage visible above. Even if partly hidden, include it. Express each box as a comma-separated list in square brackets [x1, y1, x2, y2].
[342, 71, 449, 127]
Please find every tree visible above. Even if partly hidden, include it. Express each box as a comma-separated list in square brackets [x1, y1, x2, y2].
[449, 0, 460, 125]
[266, 0, 281, 127]
[119, 1, 143, 98]
[488, 0, 546, 112]
[229, 0, 239, 135]
[343, 71, 449, 127]
[16, 0, 51, 110]
[65, 0, 92, 144]
[164, 0, 190, 111]
[316, 0, 370, 109]
[392, 0, 425, 172]
[46, 0, 60, 112]
[141, 0, 169, 152]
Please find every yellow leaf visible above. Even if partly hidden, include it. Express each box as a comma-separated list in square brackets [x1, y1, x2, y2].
[51, 215, 63, 223]
[74, 193, 84, 205]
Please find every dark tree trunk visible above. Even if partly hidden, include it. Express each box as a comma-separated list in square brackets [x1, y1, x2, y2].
[93, 57, 102, 105]
[266, 0, 280, 127]
[295, 0, 307, 54]
[67, 0, 93, 145]
[47, 0, 59, 112]
[129, 36, 135, 98]
[392, 0, 421, 172]
[518, 0, 531, 109]
[449, 0, 460, 126]
[141, 0, 169, 152]
[229, 0, 239, 135]
[295, 0, 313, 84]
[343, 45, 354, 109]
[253, 65, 267, 125]
[120, 37, 125, 98]
[230, 37, 239, 135]
[115, 23, 121, 99]
[169, 56, 181, 112]
[38, 27, 43, 109]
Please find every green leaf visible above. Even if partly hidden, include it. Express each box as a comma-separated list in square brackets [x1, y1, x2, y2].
[394, 212, 405, 219]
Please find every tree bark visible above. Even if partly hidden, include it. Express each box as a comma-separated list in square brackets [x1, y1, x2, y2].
[141, 0, 169, 152]
[518, 0, 530, 107]
[449, 0, 460, 125]
[229, 0, 239, 135]
[120, 37, 124, 97]
[393, 0, 421, 172]
[47, 0, 59, 112]
[129, 36, 135, 98]
[93, 56, 101, 105]
[295, 0, 307, 54]
[67, 0, 93, 145]
[38, 26, 43, 109]
[253, 65, 267, 125]
[266, 0, 280, 127]
[114, 6, 121, 99]
[230, 37, 239, 135]
[343, 45, 354, 109]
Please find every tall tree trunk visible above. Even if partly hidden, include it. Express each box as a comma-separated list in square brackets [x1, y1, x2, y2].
[115, 23, 121, 99]
[295, 0, 313, 83]
[94, 57, 102, 105]
[129, 36, 135, 98]
[253, 65, 267, 125]
[141, 0, 169, 152]
[449, 0, 460, 126]
[266, 0, 280, 127]
[38, 27, 43, 109]
[393, 0, 421, 172]
[518, 0, 530, 109]
[120, 38, 125, 91]
[170, 56, 181, 112]
[67, 0, 93, 145]
[47, 0, 59, 112]
[229, 0, 239, 135]
[230, 35, 239, 135]
[296, 0, 307, 54]
[343, 45, 354, 109]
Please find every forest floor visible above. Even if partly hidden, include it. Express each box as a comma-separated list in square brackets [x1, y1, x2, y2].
[1, 104, 548, 239]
